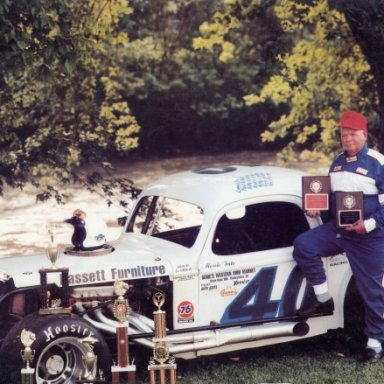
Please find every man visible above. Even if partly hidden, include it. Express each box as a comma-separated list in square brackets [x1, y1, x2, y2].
[293, 111, 384, 363]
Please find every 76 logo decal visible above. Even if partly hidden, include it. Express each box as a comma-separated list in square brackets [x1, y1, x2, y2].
[177, 300, 195, 323]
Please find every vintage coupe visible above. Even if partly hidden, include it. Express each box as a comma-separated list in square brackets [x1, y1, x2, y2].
[0, 165, 361, 383]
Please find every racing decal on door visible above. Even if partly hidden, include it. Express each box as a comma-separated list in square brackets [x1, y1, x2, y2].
[220, 266, 312, 323]
[177, 300, 195, 323]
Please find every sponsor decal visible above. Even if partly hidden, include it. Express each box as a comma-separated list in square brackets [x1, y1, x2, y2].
[175, 264, 193, 274]
[333, 165, 342, 172]
[200, 268, 255, 288]
[68, 264, 167, 285]
[329, 255, 348, 267]
[44, 323, 95, 343]
[174, 274, 195, 282]
[177, 300, 195, 323]
[220, 287, 237, 297]
[69, 270, 106, 285]
[356, 167, 368, 175]
[346, 156, 357, 162]
[111, 265, 166, 279]
[235, 172, 273, 193]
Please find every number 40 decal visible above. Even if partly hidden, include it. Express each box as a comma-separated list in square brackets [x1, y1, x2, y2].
[220, 266, 310, 323]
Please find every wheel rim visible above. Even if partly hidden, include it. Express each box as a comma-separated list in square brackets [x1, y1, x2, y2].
[35, 336, 90, 384]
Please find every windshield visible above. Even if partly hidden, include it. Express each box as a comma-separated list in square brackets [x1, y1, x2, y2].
[126, 196, 204, 248]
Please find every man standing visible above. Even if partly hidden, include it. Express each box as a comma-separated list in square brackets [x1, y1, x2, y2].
[293, 111, 384, 363]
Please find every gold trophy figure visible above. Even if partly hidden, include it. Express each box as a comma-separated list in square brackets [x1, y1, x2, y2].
[78, 337, 99, 381]
[20, 329, 36, 384]
[46, 227, 59, 268]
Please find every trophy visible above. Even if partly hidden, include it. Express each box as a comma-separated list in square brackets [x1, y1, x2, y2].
[39, 227, 71, 315]
[20, 329, 36, 384]
[80, 337, 97, 381]
[302, 176, 330, 210]
[75, 337, 106, 383]
[47, 227, 59, 268]
[148, 292, 177, 384]
[335, 191, 364, 228]
[111, 280, 136, 384]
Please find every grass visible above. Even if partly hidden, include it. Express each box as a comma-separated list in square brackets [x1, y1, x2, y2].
[2, 330, 383, 383]
[127, 330, 384, 384]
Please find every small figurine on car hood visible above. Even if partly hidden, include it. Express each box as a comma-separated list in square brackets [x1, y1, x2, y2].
[64, 209, 87, 250]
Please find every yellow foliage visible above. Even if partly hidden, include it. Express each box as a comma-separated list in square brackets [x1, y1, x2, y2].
[89, 0, 133, 39]
[193, 10, 240, 61]
[111, 31, 129, 46]
[248, 0, 376, 161]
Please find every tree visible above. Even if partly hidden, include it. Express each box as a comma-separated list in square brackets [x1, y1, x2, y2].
[0, 0, 140, 201]
[199, 1, 384, 165]
[117, 0, 290, 155]
[244, 0, 376, 166]
[329, 0, 384, 144]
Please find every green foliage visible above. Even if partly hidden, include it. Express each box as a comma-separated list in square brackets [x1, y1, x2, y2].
[0, 0, 140, 200]
[119, 0, 288, 156]
[245, 0, 376, 166]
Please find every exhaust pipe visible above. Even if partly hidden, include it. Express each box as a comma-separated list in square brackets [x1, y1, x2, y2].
[167, 321, 309, 354]
[76, 302, 309, 355]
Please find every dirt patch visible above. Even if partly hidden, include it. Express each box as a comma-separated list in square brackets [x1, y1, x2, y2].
[0, 150, 325, 257]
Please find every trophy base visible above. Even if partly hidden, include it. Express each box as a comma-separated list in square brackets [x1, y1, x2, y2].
[111, 365, 137, 373]
[39, 307, 72, 316]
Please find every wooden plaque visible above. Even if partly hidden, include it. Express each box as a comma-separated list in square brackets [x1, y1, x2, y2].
[302, 176, 330, 210]
[335, 191, 364, 228]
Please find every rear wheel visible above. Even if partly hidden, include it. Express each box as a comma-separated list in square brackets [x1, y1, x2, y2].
[0, 313, 111, 384]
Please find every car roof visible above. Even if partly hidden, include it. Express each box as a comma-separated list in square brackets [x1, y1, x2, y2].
[141, 165, 307, 214]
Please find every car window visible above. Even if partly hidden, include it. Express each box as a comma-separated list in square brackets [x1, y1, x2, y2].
[126, 196, 204, 248]
[212, 201, 309, 255]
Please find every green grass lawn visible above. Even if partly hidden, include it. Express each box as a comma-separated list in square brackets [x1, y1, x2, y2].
[2, 330, 383, 384]
[131, 330, 384, 384]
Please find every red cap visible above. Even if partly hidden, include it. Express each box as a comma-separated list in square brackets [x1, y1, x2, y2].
[338, 111, 367, 132]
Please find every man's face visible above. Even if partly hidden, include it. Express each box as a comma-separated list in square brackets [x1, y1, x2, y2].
[340, 127, 367, 156]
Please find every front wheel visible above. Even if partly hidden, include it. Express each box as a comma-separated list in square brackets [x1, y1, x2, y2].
[0, 313, 111, 384]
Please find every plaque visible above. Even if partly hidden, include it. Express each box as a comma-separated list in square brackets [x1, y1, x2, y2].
[302, 176, 330, 210]
[335, 191, 364, 228]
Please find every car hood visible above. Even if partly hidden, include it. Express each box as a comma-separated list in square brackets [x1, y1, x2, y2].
[0, 234, 193, 288]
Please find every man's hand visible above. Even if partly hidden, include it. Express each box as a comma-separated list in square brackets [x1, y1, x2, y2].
[305, 209, 321, 218]
[345, 219, 367, 234]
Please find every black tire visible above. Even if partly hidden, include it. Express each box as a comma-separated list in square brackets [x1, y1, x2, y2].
[0, 312, 111, 384]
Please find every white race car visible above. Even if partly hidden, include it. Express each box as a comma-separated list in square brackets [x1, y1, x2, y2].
[0, 165, 362, 383]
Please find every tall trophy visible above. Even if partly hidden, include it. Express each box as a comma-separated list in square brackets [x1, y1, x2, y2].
[39, 226, 71, 315]
[302, 176, 331, 211]
[76, 337, 105, 383]
[111, 280, 136, 384]
[148, 292, 177, 384]
[20, 329, 36, 384]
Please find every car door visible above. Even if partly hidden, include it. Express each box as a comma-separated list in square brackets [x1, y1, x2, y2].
[198, 195, 314, 326]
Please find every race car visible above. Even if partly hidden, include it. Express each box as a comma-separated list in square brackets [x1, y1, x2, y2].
[0, 165, 362, 384]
